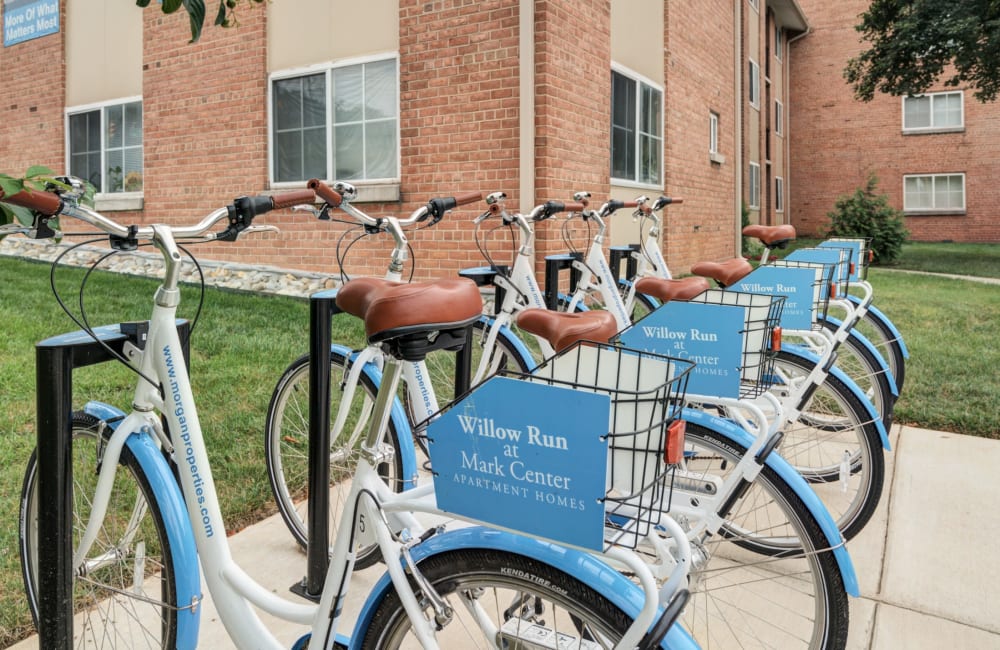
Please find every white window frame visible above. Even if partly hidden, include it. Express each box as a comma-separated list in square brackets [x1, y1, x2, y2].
[748, 0, 759, 13]
[709, 112, 719, 154]
[65, 96, 144, 204]
[775, 99, 783, 136]
[749, 59, 760, 110]
[748, 162, 761, 210]
[775, 24, 783, 61]
[610, 63, 665, 189]
[775, 176, 784, 212]
[903, 173, 966, 213]
[268, 53, 401, 195]
[902, 91, 964, 133]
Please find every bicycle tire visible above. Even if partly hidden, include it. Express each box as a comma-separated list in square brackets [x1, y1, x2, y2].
[679, 422, 850, 649]
[767, 349, 885, 542]
[825, 304, 906, 393]
[814, 324, 896, 430]
[19, 412, 180, 649]
[264, 350, 404, 568]
[359, 548, 636, 649]
[630, 291, 659, 324]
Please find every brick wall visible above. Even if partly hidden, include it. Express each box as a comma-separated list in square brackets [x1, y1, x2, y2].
[532, 0, 611, 264]
[663, 0, 738, 271]
[0, 5, 66, 180]
[790, 0, 1000, 242]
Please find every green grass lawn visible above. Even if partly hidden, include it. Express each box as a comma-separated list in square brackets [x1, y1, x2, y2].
[777, 238, 1000, 278]
[1, 247, 998, 645]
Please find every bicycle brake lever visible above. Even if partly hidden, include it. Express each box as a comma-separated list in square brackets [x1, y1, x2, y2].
[0, 223, 30, 236]
[292, 204, 323, 218]
[236, 224, 281, 239]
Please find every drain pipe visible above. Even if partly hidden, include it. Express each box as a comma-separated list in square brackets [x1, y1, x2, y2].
[784, 26, 811, 228]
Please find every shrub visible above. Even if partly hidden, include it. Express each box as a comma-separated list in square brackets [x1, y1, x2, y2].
[825, 173, 908, 265]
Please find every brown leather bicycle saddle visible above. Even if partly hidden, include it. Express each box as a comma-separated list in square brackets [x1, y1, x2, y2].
[633, 276, 710, 303]
[689, 258, 753, 287]
[742, 224, 796, 247]
[336, 277, 483, 343]
[515, 309, 618, 353]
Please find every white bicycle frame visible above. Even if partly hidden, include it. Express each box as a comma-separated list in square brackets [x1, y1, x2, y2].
[63, 208, 682, 649]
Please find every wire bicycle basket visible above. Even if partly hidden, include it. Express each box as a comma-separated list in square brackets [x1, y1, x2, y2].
[425, 341, 693, 552]
[766, 258, 837, 328]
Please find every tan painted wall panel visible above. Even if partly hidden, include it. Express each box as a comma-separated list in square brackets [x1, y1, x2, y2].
[65, 0, 142, 106]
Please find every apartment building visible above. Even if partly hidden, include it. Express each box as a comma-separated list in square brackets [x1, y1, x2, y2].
[790, 0, 1000, 242]
[1, 0, 805, 278]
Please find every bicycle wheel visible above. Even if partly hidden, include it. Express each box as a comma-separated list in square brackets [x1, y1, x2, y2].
[766, 349, 885, 542]
[19, 412, 179, 648]
[813, 324, 896, 430]
[630, 291, 659, 324]
[360, 549, 636, 649]
[825, 303, 906, 393]
[265, 350, 404, 567]
[679, 422, 850, 649]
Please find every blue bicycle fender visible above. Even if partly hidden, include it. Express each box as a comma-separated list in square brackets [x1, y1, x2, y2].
[334, 345, 419, 487]
[680, 407, 861, 597]
[82, 401, 202, 649]
[477, 315, 538, 371]
[845, 295, 909, 359]
[780, 344, 892, 451]
[821, 316, 899, 398]
[349, 526, 699, 650]
[561, 291, 590, 311]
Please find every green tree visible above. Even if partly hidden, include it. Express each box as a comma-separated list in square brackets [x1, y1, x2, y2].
[845, 0, 1000, 102]
[136, 0, 266, 43]
[825, 174, 909, 266]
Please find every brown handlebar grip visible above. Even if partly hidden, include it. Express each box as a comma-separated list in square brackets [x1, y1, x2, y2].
[562, 202, 587, 212]
[271, 189, 317, 210]
[668, 197, 684, 204]
[0, 188, 62, 215]
[306, 179, 343, 208]
[620, 200, 640, 209]
[452, 191, 483, 207]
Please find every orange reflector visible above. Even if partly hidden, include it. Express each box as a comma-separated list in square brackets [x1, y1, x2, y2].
[666, 419, 686, 465]
[849, 262, 856, 276]
[829, 282, 837, 299]
[868, 249, 874, 263]
[771, 326, 782, 352]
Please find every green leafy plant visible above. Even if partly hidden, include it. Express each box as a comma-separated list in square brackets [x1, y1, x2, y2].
[135, 0, 267, 43]
[1, 167, 96, 239]
[824, 173, 909, 266]
[740, 201, 764, 260]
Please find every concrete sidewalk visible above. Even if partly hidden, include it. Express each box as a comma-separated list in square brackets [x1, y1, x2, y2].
[12, 425, 1000, 648]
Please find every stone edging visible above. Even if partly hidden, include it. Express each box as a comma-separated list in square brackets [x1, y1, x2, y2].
[0, 236, 338, 298]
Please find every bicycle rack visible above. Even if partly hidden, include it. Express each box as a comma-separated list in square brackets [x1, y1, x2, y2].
[35, 320, 190, 650]
[543, 252, 583, 310]
[609, 244, 641, 284]
[300, 291, 473, 598]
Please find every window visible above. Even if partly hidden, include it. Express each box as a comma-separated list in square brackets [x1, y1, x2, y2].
[748, 0, 759, 12]
[775, 25, 783, 61]
[748, 162, 761, 209]
[903, 173, 965, 212]
[67, 99, 143, 194]
[611, 67, 663, 186]
[271, 56, 399, 184]
[709, 112, 719, 155]
[775, 176, 784, 212]
[903, 91, 963, 132]
[749, 59, 760, 109]
[775, 99, 783, 136]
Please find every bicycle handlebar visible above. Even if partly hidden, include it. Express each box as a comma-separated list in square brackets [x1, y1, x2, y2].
[307, 178, 480, 228]
[1, 182, 315, 242]
[528, 200, 587, 221]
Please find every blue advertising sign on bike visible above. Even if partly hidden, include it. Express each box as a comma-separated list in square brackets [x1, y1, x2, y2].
[619, 300, 745, 398]
[428, 376, 610, 551]
[732, 265, 818, 330]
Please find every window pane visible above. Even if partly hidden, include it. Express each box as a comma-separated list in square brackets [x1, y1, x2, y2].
[938, 175, 964, 209]
[303, 126, 327, 179]
[335, 124, 363, 179]
[274, 131, 303, 181]
[274, 78, 303, 130]
[934, 93, 962, 127]
[640, 84, 661, 137]
[639, 135, 661, 185]
[611, 72, 635, 130]
[365, 119, 397, 179]
[611, 127, 635, 180]
[124, 102, 143, 146]
[334, 65, 364, 123]
[70, 112, 98, 153]
[105, 105, 123, 149]
[123, 147, 143, 191]
[303, 75, 327, 128]
[904, 96, 931, 128]
[365, 59, 397, 121]
[905, 176, 932, 209]
[106, 150, 124, 192]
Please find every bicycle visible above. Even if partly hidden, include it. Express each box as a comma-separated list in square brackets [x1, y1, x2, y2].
[7, 179, 697, 649]
[264, 184, 858, 648]
[506, 192, 889, 542]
